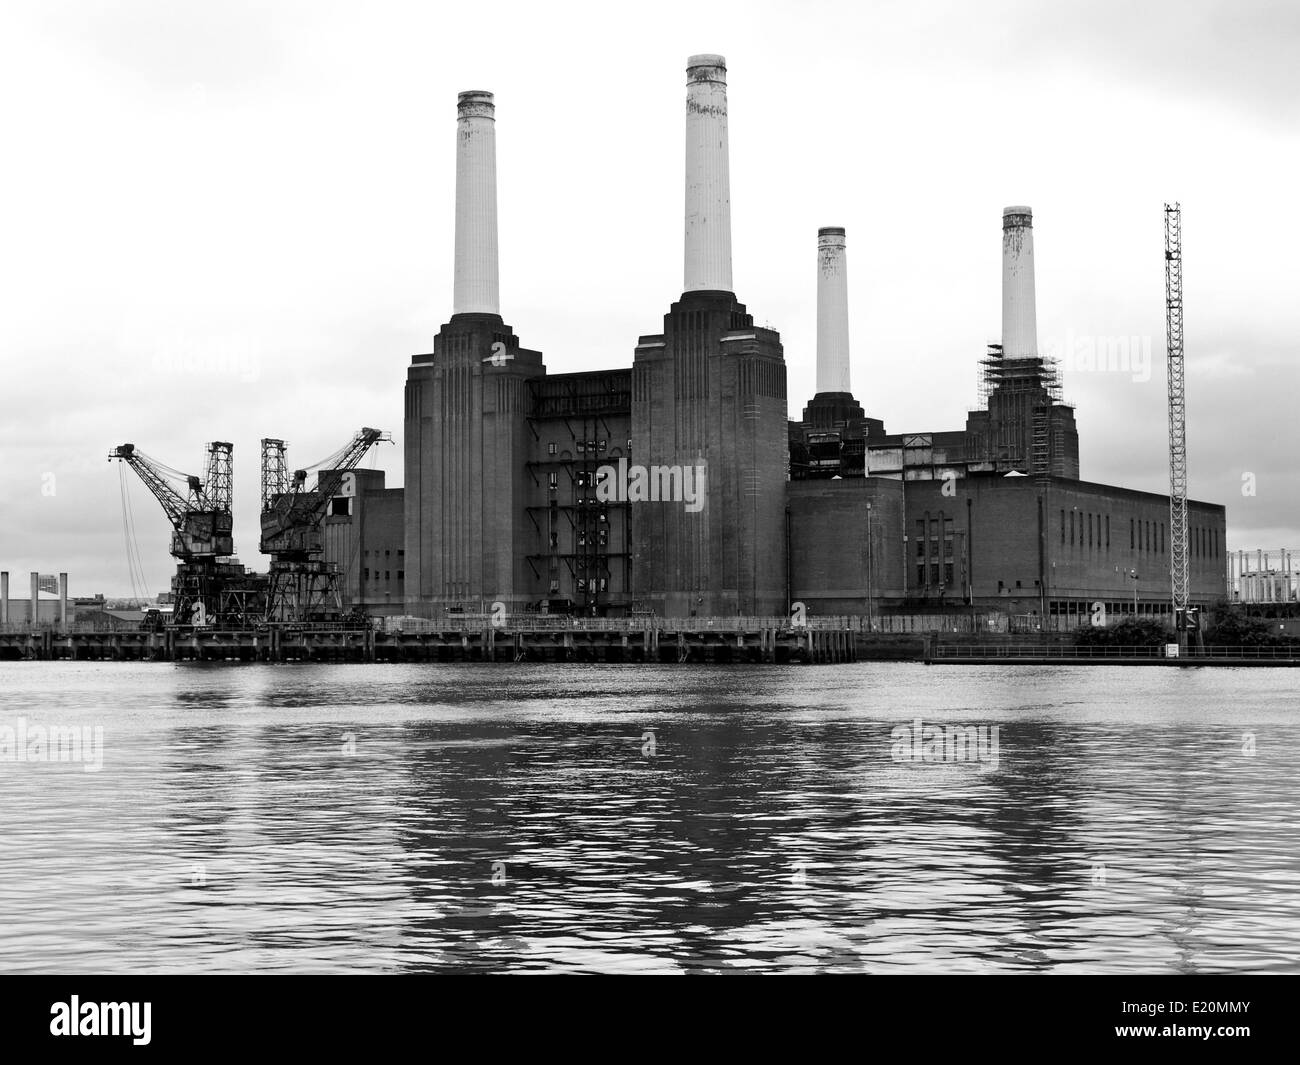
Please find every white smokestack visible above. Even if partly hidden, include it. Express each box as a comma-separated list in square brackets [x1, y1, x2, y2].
[816, 227, 850, 393]
[683, 54, 733, 293]
[453, 90, 499, 316]
[1001, 206, 1037, 357]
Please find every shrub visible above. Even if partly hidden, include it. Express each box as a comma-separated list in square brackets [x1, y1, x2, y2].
[1073, 615, 1171, 650]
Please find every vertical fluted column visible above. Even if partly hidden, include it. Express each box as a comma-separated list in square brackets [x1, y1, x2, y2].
[683, 54, 733, 293]
[1002, 206, 1038, 357]
[816, 227, 850, 393]
[453, 90, 499, 315]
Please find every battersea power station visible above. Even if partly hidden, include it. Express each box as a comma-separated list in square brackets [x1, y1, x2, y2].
[325, 54, 1227, 626]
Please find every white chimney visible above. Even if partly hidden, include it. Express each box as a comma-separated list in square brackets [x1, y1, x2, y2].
[452, 90, 499, 316]
[1001, 206, 1038, 358]
[816, 227, 850, 393]
[683, 54, 733, 293]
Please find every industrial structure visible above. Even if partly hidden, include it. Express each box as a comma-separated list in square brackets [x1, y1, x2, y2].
[1164, 202, 1194, 644]
[1229, 550, 1300, 608]
[259, 428, 391, 623]
[109, 441, 265, 627]
[88, 53, 1230, 637]
[388, 55, 1227, 626]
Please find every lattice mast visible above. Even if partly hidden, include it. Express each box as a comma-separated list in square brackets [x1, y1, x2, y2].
[1164, 203, 1190, 629]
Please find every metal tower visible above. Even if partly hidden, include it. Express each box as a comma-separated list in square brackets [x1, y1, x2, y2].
[1164, 203, 1190, 639]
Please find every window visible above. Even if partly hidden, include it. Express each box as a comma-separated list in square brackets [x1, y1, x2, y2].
[1061, 509, 1066, 545]
[548, 442, 557, 455]
[1131, 518, 1135, 550]
[598, 440, 607, 452]
[363, 568, 369, 580]
[915, 521, 926, 557]
[549, 579, 560, 594]
[916, 536, 926, 558]
[398, 549, 404, 557]
[1105, 515, 1110, 549]
[930, 563, 940, 586]
[548, 472, 558, 491]
[1087, 513, 1092, 549]
[385, 571, 390, 581]
[944, 563, 954, 585]
[330, 497, 350, 516]
[385, 549, 390, 557]
[397, 571, 403, 580]
[577, 441, 586, 453]
[1070, 511, 1075, 546]
[549, 532, 558, 548]
[916, 565, 926, 587]
[577, 531, 587, 547]
[576, 578, 587, 592]
[598, 529, 608, 546]
[627, 439, 632, 451]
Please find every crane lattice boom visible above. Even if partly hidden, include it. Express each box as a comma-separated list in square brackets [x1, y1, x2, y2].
[1164, 203, 1190, 623]
[109, 442, 234, 560]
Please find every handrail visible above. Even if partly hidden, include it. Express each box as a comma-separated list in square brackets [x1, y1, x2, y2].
[929, 643, 1299, 659]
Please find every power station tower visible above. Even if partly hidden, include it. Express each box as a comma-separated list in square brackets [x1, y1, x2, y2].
[1164, 203, 1191, 646]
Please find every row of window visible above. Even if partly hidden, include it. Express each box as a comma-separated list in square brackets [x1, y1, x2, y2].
[546, 439, 632, 456]
[362, 569, 403, 582]
[544, 578, 611, 594]
[915, 518, 957, 561]
[916, 563, 956, 588]
[364, 549, 404, 558]
[1063, 510, 1113, 550]
[549, 530, 610, 548]
[1061, 511, 1220, 560]
[1049, 601, 1180, 615]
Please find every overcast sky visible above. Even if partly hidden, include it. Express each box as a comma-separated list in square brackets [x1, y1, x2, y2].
[2, 0, 1297, 597]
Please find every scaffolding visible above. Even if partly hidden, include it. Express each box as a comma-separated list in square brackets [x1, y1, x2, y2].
[975, 345, 1068, 475]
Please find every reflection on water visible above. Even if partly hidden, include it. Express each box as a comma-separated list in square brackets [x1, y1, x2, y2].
[1, 662, 1297, 973]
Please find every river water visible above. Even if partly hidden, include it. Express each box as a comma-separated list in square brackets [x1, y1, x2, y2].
[1, 661, 1296, 974]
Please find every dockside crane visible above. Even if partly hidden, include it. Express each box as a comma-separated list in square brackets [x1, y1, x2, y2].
[259, 428, 391, 624]
[109, 441, 264, 628]
[1163, 203, 1197, 651]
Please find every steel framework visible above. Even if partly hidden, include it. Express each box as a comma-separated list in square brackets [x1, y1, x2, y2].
[1164, 203, 1190, 628]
